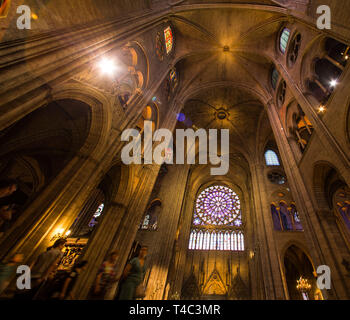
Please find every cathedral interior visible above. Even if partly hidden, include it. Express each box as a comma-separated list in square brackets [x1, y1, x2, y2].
[0, 0, 350, 300]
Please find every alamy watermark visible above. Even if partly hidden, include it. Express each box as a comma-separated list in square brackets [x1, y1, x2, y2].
[316, 5, 331, 30]
[316, 265, 331, 290]
[10, 4, 333, 31]
[121, 121, 229, 175]
[16, 265, 31, 290]
[14, 263, 332, 292]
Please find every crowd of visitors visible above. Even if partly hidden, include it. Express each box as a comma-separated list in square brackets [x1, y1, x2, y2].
[0, 179, 148, 300]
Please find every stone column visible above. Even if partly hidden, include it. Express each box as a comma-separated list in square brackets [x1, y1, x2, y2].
[72, 96, 185, 299]
[249, 161, 286, 299]
[145, 164, 190, 300]
[266, 100, 350, 299]
[166, 173, 194, 299]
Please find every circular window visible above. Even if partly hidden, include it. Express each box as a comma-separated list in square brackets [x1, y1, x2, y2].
[216, 109, 228, 120]
[288, 33, 302, 66]
[267, 172, 286, 185]
[193, 185, 242, 227]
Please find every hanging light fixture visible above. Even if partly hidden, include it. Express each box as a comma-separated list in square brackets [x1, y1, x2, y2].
[296, 276, 312, 300]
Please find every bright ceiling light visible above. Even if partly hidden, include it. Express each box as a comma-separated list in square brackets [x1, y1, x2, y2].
[318, 105, 326, 113]
[98, 57, 117, 76]
[330, 79, 338, 87]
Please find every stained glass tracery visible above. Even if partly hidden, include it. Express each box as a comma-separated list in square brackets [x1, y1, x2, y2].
[189, 185, 244, 251]
[280, 28, 291, 53]
[193, 185, 242, 227]
[265, 150, 280, 166]
[88, 203, 104, 228]
[164, 26, 173, 54]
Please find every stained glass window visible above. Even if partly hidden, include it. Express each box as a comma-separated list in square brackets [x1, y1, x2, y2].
[271, 67, 279, 90]
[188, 185, 244, 251]
[155, 32, 164, 61]
[280, 28, 291, 53]
[88, 203, 104, 228]
[169, 68, 178, 90]
[141, 214, 150, 229]
[193, 185, 242, 227]
[267, 171, 286, 184]
[164, 26, 173, 54]
[265, 150, 280, 166]
[189, 230, 196, 249]
[203, 231, 210, 250]
[271, 203, 303, 231]
[166, 68, 178, 101]
[189, 229, 244, 251]
[224, 232, 230, 250]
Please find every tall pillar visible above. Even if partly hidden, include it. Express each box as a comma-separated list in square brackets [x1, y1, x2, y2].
[249, 161, 286, 299]
[72, 97, 185, 299]
[266, 100, 350, 299]
[145, 164, 190, 300]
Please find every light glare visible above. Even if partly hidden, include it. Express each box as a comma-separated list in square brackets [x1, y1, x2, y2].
[98, 58, 117, 76]
[330, 79, 338, 87]
[318, 105, 326, 113]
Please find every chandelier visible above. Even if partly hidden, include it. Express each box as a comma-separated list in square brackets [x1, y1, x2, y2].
[296, 276, 311, 292]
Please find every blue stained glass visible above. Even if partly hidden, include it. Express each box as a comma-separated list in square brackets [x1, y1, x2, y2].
[265, 150, 280, 166]
[188, 185, 244, 251]
[280, 28, 290, 53]
[192, 185, 242, 226]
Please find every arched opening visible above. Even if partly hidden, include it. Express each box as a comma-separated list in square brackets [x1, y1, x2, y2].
[279, 28, 291, 54]
[271, 66, 280, 90]
[283, 245, 320, 300]
[0, 99, 91, 236]
[264, 150, 280, 166]
[277, 80, 287, 107]
[313, 163, 350, 248]
[295, 112, 314, 152]
[288, 33, 302, 66]
[325, 38, 349, 67]
[181, 183, 249, 300]
[58, 164, 122, 271]
[140, 199, 162, 230]
[270, 202, 303, 232]
[306, 37, 349, 103]
[315, 58, 342, 90]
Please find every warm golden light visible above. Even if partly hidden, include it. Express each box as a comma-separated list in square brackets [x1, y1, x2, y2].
[318, 105, 326, 113]
[31, 13, 38, 20]
[296, 277, 311, 292]
[50, 227, 71, 241]
[98, 57, 118, 76]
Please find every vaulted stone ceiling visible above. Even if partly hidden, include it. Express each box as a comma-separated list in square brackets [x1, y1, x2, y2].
[183, 87, 264, 155]
[172, 5, 284, 160]
[1, 0, 301, 160]
[173, 5, 284, 94]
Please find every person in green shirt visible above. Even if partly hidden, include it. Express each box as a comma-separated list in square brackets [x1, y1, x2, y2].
[118, 246, 147, 300]
[0, 253, 23, 295]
